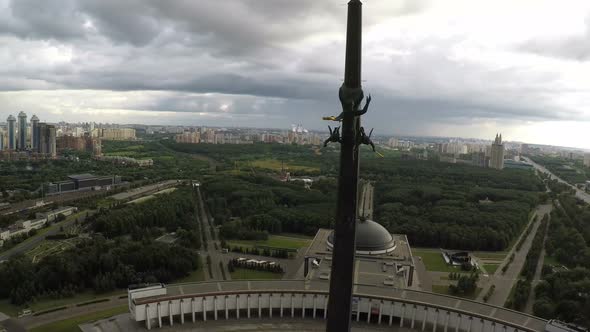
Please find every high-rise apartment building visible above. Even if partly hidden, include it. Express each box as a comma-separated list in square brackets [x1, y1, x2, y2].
[7, 115, 16, 150]
[490, 133, 505, 170]
[39, 123, 57, 158]
[31, 114, 40, 152]
[584, 153, 590, 168]
[17, 111, 27, 151]
[99, 128, 136, 140]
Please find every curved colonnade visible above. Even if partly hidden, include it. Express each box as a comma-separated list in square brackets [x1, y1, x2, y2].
[128, 280, 546, 332]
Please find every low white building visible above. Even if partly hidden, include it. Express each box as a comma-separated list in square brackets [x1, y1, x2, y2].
[0, 206, 77, 246]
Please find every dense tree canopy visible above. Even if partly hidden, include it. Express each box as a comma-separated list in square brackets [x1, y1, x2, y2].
[371, 160, 543, 250]
[0, 238, 199, 305]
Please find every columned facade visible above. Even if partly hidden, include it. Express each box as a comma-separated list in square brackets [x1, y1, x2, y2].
[132, 290, 540, 332]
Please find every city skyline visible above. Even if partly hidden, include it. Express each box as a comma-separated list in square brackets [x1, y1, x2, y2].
[1, 1, 590, 149]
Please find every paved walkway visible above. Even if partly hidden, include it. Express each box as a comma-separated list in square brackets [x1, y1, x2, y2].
[81, 314, 421, 332]
[524, 215, 550, 314]
[197, 187, 230, 281]
[476, 204, 552, 306]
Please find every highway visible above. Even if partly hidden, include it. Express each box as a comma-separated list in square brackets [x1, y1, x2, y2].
[523, 157, 590, 204]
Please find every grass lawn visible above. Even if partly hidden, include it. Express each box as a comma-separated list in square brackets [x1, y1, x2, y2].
[96, 198, 115, 209]
[250, 159, 320, 173]
[483, 264, 500, 275]
[431, 285, 482, 300]
[0, 300, 19, 317]
[473, 252, 507, 260]
[227, 235, 311, 250]
[29, 305, 128, 332]
[543, 255, 559, 266]
[230, 268, 283, 280]
[411, 249, 463, 273]
[173, 268, 206, 283]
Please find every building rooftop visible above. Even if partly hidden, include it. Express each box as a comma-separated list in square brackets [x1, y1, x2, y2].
[68, 173, 97, 181]
[327, 219, 395, 253]
[306, 228, 414, 288]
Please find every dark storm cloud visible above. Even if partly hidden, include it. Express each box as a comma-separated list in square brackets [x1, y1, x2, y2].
[0, 0, 86, 40]
[0, 0, 589, 137]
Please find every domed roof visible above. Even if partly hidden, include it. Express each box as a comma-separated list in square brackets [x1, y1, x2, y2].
[327, 219, 395, 254]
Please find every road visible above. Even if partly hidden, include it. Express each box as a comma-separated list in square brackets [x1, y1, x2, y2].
[524, 213, 550, 314]
[0, 210, 95, 261]
[523, 157, 590, 204]
[476, 203, 552, 306]
[18, 294, 128, 330]
[196, 187, 229, 281]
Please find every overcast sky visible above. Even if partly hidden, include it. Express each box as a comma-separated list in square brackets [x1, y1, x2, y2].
[1, 0, 589, 149]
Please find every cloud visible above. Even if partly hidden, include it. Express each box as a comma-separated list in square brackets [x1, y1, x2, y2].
[0, 0, 589, 148]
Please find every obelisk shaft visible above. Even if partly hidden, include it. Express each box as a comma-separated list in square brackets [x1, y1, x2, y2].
[326, 1, 363, 331]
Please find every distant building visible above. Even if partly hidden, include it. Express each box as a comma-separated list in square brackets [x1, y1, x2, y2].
[584, 153, 590, 168]
[31, 115, 40, 152]
[47, 173, 122, 194]
[0, 206, 77, 247]
[472, 151, 489, 168]
[17, 111, 27, 151]
[175, 132, 200, 144]
[56, 134, 101, 156]
[99, 128, 136, 140]
[39, 123, 57, 158]
[7, 115, 16, 150]
[96, 155, 153, 167]
[490, 133, 505, 170]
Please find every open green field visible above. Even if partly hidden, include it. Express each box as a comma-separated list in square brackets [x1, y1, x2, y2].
[250, 159, 320, 173]
[173, 269, 206, 284]
[230, 268, 283, 280]
[431, 285, 482, 300]
[30, 305, 128, 332]
[473, 251, 507, 260]
[483, 264, 500, 275]
[411, 249, 464, 273]
[227, 235, 311, 250]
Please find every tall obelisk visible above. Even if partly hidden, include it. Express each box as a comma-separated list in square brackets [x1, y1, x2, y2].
[326, 1, 366, 331]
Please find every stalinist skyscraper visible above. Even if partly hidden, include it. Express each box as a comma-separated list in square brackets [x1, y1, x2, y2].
[490, 133, 505, 170]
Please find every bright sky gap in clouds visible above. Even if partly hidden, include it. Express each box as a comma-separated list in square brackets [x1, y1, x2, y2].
[0, 0, 589, 149]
